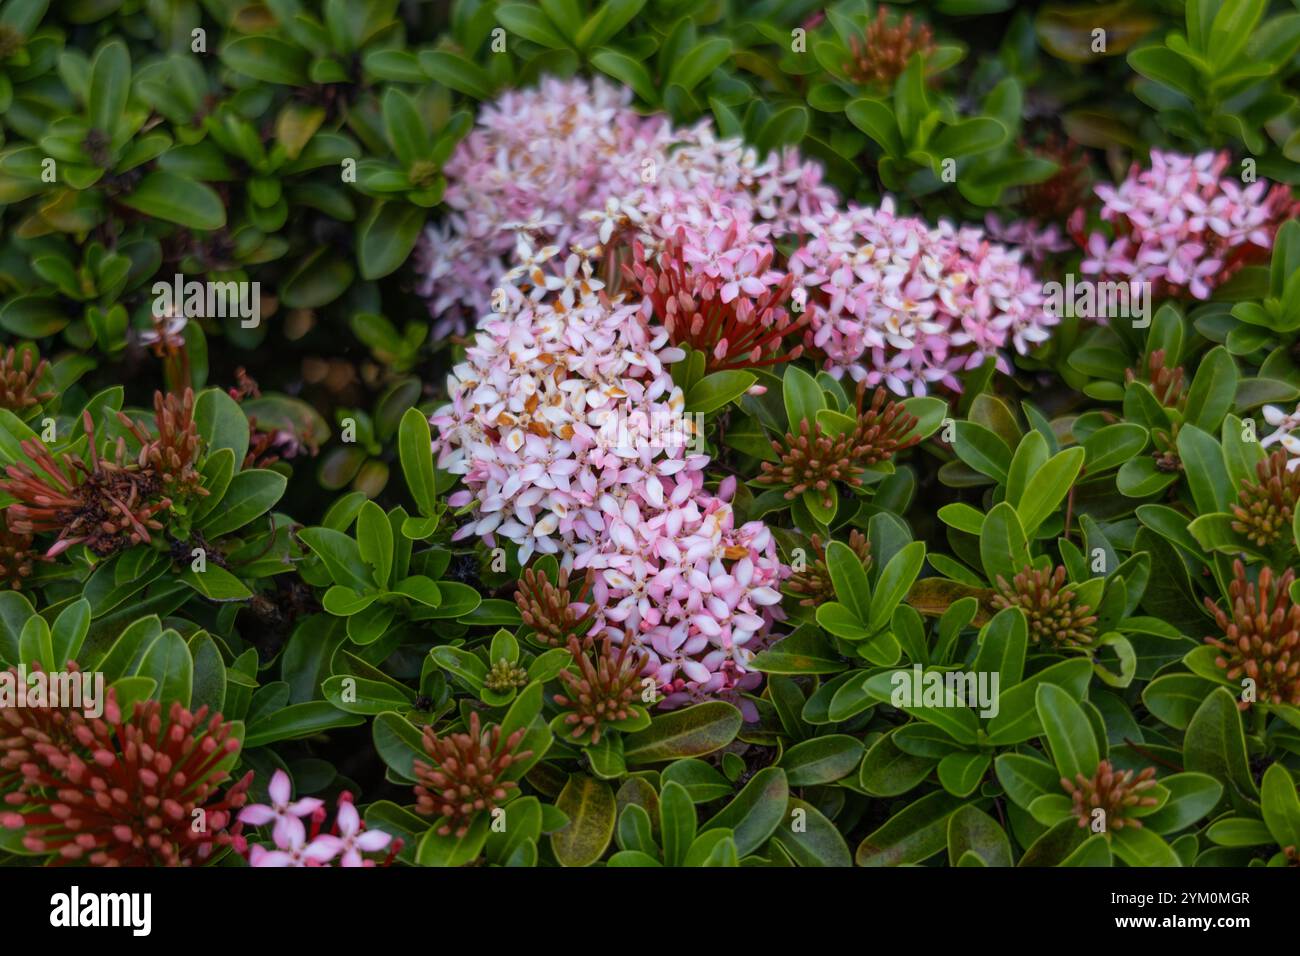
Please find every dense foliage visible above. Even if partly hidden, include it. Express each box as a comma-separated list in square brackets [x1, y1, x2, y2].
[2, 0, 1300, 869]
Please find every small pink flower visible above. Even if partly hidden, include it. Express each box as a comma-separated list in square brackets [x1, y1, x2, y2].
[237, 769, 324, 847]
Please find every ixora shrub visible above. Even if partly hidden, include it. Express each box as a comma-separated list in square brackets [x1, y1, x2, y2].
[1, 0, 1300, 874]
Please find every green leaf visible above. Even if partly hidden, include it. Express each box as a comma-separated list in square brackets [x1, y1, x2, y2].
[1142, 674, 1219, 730]
[496, 3, 569, 47]
[195, 388, 250, 468]
[947, 804, 1013, 866]
[937, 751, 991, 797]
[868, 541, 925, 634]
[589, 49, 656, 103]
[756, 104, 809, 154]
[701, 766, 788, 856]
[138, 629, 193, 708]
[551, 774, 616, 867]
[1035, 683, 1099, 781]
[815, 602, 871, 641]
[932, 116, 1007, 158]
[863, 670, 980, 744]
[667, 38, 733, 93]
[772, 798, 852, 866]
[1006, 431, 1049, 508]
[1142, 772, 1223, 834]
[661, 759, 734, 803]
[87, 39, 129, 137]
[299, 527, 371, 591]
[1260, 764, 1300, 849]
[49, 599, 90, 666]
[985, 658, 1094, 745]
[1111, 825, 1180, 866]
[860, 731, 938, 796]
[856, 791, 965, 866]
[381, 87, 429, 168]
[323, 675, 415, 715]
[658, 781, 696, 867]
[356, 500, 393, 589]
[826, 540, 871, 622]
[1076, 421, 1149, 476]
[748, 627, 845, 674]
[1208, 0, 1266, 68]
[623, 703, 742, 765]
[200, 469, 286, 537]
[685, 370, 755, 414]
[372, 711, 428, 780]
[1183, 346, 1238, 432]
[419, 50, 495, 99]
[357, 201, 427, 280]
[1176, 424, 1232, 514]
[953, 421, 1012, 483]
[244, 701, 365, 748]
[399, 407, 439, 517]
[846, 98, 902, 156]
[221, 35, 309, 85]
[782, 365, 825, 431]
[418, 814, 489, 867]
[188, 633, 226, 714]
[979, 502, 1028, 586]
[1183, 687, 1258, 799]
[777, 734, 864, 786]
[119, 173, 225, 230]
[179, 564, 252, 601]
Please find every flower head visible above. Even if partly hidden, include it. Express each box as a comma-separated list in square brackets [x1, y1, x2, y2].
[553, 635, 648, 744]
[431, 251, 704, 564]
[414, 76, 671, 334]
[792, 201, 1055, 395]
[239, 772, 395, 867]
[237, 767, 324, 847]
[1204, 560, 1300, 709]
[413, 712, 533, 837]
[514, 566, 596, 646]
[1061, 760, 1160, 830]
[627, 223, 806, 371]
[991, 564, 1098, 648]
[1, 693, 251, 865]
[1076, 149, 1299, 300]
[0, 345, 53, 413]
[843, 7, 934, 88]
[1, 411, 170, 557]
[139, 389, 207, 500]
[1231, 451, 1300, 552]
[757, 381, 920, 508]
[576, 472, 788, 714]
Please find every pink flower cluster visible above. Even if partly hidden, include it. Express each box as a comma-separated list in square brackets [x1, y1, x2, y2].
[615, 123, 837, 244]
[237, 770, 395, 867]
[790, 199, 1055, 396]
[415, 76, 837, 335]
[573, 473, 788, 714]
[433, 249, 707, 565]
[416, 75, 670, 334]
[432, 247, 789, 705]
[1074, 150, 1299, 300]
